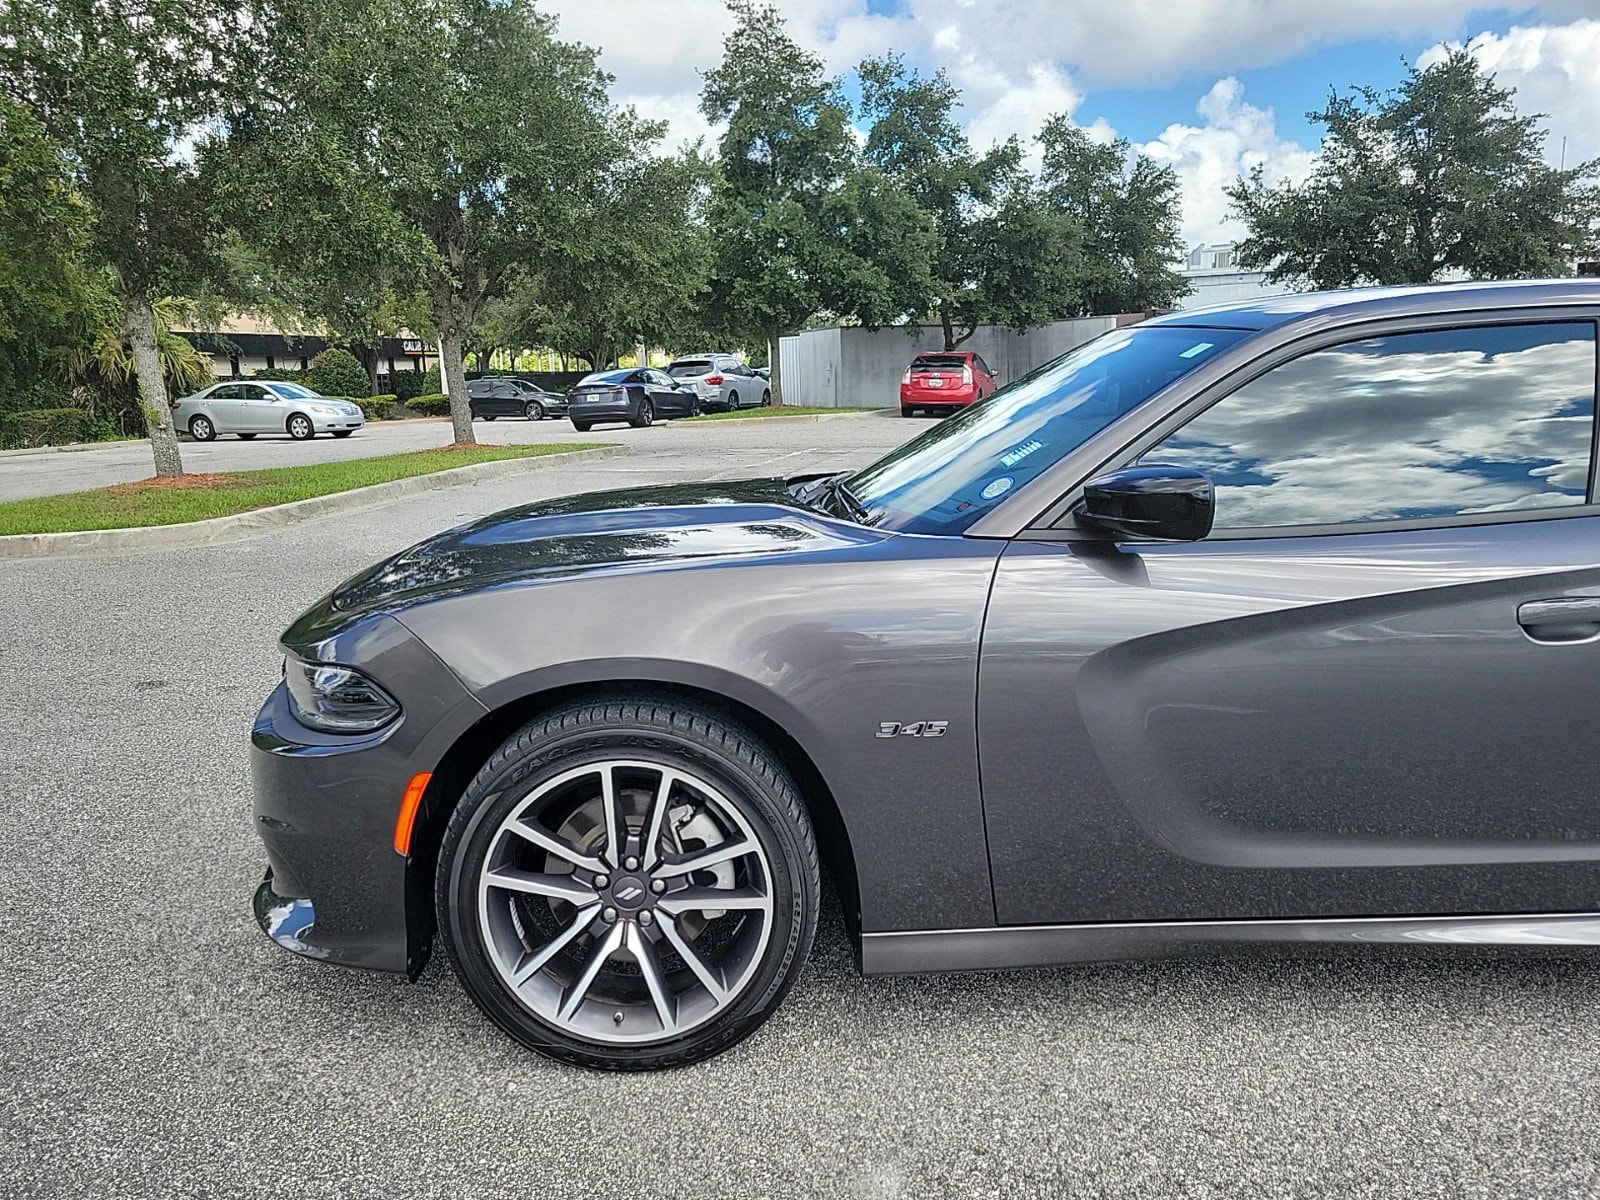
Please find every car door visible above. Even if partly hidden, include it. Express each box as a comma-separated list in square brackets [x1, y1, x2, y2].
[235, 383, 281, 432]
[201, 384, 241, 430]
[978, 317, 1600, 927]
[642, 369, 691, 416]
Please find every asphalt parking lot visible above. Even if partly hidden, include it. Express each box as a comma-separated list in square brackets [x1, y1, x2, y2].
[4, 414, 1600, 1198]
[0, 410, 893, 504]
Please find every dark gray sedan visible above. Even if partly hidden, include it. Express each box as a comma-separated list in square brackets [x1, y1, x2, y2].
[251, 279, 1600, 1070]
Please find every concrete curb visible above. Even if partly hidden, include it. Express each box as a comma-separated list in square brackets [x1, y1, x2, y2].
[685, 409, 888, 425]
[0, 445, 629, 560]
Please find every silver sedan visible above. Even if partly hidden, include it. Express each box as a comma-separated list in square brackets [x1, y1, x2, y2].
[171, 381, 366, 441]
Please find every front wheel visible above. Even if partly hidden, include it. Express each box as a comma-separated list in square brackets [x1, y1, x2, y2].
[437, 696, 820, 1071]
[286, 413, 315, 440]
[524, 400, 545, 421]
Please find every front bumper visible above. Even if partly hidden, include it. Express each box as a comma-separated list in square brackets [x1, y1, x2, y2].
[311, 411, 366, 433]
[249, 614, 487, 976]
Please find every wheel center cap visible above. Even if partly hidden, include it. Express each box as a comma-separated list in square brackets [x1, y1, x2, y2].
[609, 874, 650, 911]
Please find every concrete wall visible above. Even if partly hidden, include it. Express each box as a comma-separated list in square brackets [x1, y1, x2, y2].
[779, 316, 1122, 408]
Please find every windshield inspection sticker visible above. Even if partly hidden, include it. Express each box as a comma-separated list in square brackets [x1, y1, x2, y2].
[980, 476, 1015, 501]
[1179, 341, 1214, 359]
[1001, 439, 1043, 468]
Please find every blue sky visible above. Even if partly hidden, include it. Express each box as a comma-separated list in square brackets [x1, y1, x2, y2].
[544, 1, 1600, 246]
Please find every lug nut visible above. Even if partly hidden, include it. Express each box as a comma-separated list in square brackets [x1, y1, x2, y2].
[650, 879, 666, 894]
[624, 855, 639, 870]
[639, 910, 654, 926]
[602, 906, 617, 923]
[593, 874, 609, 890]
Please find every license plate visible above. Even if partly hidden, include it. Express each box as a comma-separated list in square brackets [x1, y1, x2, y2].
[927, 377, 945, 388]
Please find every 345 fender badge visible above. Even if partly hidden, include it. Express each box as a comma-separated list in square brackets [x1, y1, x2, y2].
[876, 721, 949, 739]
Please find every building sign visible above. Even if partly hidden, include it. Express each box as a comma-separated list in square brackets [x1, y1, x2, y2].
[401, 339, 436, 356]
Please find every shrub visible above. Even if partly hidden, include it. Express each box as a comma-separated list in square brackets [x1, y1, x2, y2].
[1, 407, 88, 450]
[249, 367, 310, 384]
[306, 347, 371, 398]
[358, 394, 401, 420]
[389, 369, 426, 401]
[404, 393, 450, 416]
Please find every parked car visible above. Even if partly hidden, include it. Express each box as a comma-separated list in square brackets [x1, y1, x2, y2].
[665, 354, 770, 411]
[566, 368, 700, 430]
[171, 380, 364, 440]
[250, 279, 1600, 1071]
[467, 377, 569, 422]
[899, 350, 998, 416]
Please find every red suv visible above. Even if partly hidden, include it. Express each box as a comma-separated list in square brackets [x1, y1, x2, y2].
[899, 351, 998, 416]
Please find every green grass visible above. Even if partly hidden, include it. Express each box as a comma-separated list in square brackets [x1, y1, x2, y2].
[0, 443, 603, 535]
[683, 405, 875, 421]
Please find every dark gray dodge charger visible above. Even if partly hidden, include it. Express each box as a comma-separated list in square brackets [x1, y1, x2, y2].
[252, 279, 1600, 1070]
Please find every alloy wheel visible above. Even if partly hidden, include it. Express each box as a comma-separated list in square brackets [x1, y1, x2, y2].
[524, 400, 544, 420]
[474, 759, 775, 1045]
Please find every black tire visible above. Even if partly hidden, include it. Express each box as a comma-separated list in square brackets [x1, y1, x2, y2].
[761, 390, 771, 407]
[630, 398, 654, 429]
[237, 432, 257, 440]
[524, 400, 545, 421]
[572, 421, 593, 432]
[484, 415, 497, 422]
[728, 390, 739, 409]
[331, 430, 353, 438]
[189, 414, 216, 442]
[901, 405, 917, 417]
[436, 695, 820, 1071]
[286, 413, 315, 440]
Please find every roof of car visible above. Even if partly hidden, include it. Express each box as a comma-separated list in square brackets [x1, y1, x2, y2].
[584, 369, 637, 381]
[1145, 278, 1600, 332]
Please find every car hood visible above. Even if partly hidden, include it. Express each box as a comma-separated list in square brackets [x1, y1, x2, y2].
[318, 477, 878, 619]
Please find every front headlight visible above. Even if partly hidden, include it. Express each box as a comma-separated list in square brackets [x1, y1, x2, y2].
[309, 405, 338, 415]
[284, 658, 400, 732]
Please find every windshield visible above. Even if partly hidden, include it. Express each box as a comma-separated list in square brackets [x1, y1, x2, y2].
[272, 383, 317, 399]
[668, 361, 714, 379]
[850, 325, 1251, 534]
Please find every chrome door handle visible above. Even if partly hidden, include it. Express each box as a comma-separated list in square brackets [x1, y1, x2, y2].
[1517, 597, 1600, 644]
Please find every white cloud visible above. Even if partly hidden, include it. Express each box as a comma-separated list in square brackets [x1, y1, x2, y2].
[1139, 78, 1318, 249]
[1420, 20, 1600, 168]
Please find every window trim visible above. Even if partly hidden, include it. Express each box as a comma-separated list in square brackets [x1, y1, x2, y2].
[1004, 308, 1600, 543]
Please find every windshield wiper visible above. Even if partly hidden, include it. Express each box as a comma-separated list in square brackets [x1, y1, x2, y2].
[797, 471, 872, 524]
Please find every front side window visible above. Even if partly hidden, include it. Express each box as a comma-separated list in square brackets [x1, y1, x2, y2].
[850, 325, 1251, 534]
[1144, 322, 1598, 530]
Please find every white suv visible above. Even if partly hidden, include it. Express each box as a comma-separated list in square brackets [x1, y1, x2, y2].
[664, 354, 770, 412]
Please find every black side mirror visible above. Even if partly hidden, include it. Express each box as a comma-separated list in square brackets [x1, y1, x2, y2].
[1080, 466, 1214, 542]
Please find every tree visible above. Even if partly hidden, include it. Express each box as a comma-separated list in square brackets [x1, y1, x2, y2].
[242, 0, 623, 444]
[700, 1, 860, 402]
[0, 0, 255, 477]
[0, 95, 97, 407]
[1036, 118, 1188, 314]
[1228, 49, 1600, 289]
[858, 54, 1057, 349]
[499, 148, 712, 370]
